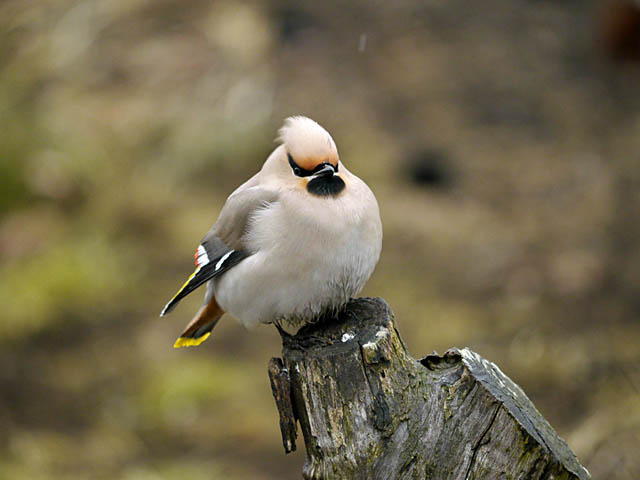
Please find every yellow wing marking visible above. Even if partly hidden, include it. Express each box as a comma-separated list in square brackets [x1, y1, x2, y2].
[160, 266, 201, 316]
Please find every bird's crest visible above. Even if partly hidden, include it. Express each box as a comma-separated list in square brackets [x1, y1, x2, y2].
[278, 116, 339, 170]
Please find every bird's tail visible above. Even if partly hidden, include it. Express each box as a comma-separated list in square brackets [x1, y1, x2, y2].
[173, 297, 224, 348]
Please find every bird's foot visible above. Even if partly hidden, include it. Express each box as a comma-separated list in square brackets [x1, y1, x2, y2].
[273, 319, 292, 340]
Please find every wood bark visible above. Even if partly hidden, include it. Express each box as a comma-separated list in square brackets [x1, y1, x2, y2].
[269, 297, 591, 480]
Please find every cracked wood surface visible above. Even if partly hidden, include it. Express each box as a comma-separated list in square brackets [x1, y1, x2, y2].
[269, 298, 591, 480]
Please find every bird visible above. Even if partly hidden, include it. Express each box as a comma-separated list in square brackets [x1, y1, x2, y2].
[161, 116, 383, 348]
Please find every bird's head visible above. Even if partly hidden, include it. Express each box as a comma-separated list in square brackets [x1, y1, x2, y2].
[274, 116, 346, 197]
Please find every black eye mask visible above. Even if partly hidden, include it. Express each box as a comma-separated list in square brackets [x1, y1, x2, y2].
[288, 153, 345, 197]
[288, 153, 339, 177]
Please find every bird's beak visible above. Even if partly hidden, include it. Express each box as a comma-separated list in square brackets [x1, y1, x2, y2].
[312, 163, 336, 179]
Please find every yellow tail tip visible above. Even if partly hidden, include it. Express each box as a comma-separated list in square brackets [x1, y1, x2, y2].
[173, 332, 211, 348]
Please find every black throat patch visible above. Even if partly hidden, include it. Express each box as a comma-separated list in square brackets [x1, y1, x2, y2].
[307, 175, 346, 197]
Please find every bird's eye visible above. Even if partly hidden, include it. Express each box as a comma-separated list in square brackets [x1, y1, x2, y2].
[288, 153, 312, 177]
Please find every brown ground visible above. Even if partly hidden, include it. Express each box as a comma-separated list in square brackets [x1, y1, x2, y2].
[1, 1, 639, 478]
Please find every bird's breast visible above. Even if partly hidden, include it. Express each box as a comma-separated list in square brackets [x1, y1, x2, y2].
[222, 189, 380, 327]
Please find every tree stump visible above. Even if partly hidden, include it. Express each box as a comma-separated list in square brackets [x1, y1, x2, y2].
[268, 298, 591, 480]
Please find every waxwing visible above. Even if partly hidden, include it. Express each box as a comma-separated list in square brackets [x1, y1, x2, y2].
[161, 116, 382, 348]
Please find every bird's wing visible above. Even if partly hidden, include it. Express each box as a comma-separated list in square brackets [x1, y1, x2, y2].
[160, 185, 279, 316]
[212, 179, 279, 249]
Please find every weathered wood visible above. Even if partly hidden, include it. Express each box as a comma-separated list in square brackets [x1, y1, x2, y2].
[269, 297, 591, 480]
[268, 357, 297, 453]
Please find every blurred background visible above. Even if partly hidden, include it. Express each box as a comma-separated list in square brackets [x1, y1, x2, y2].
[1, 0, 640, 478]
